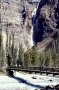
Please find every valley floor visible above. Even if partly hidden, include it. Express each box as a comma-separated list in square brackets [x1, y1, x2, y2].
[0, 72, 59, 90]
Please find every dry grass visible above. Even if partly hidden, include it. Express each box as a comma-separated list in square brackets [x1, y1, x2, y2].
[0, 67, 7, 75]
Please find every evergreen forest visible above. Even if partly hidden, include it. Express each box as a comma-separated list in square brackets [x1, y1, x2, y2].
[0, 27, 59, 69]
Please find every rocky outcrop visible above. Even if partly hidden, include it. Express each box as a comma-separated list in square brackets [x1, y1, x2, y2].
[32, 0, 59, 52]
[1, 0, 39, 51]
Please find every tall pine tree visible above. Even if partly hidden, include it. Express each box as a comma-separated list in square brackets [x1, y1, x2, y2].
[17, 44, 24, 66]
[13, 46, 17, 65]
[31, 46, 39, 66]
[11, 31, 14, 65]
[0, 28, 5, 67]
[24, 50, 31, 66]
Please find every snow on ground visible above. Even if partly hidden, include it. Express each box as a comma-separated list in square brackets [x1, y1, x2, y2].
[15, 72, 59, 86]
[0, 75, 36, 90]
[0, 72, 59, 90]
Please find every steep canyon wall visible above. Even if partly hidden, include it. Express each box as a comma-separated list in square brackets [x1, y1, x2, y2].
[1, 0, 40, 51]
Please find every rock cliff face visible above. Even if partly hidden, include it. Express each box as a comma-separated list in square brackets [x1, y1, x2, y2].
[1, 0, 59, 52]
[1, 0, 40, 51]
[33, 0, 59, 52]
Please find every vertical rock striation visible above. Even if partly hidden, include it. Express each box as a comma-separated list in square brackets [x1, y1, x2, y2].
[1, 0, 40, 51]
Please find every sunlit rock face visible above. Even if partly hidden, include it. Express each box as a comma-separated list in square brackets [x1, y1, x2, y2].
[1, 0, 59, 52]
[1, 0, 39, 51]
[33, 0, 59, 44]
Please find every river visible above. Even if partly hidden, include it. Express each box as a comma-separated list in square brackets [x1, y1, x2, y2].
[0, 72, 59, 90]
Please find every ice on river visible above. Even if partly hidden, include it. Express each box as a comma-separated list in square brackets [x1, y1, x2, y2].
[0, 72, 59, 90]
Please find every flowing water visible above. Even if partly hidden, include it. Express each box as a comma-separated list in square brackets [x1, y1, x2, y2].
[0, 72, 59, 90]
[30, 4, 38, 47]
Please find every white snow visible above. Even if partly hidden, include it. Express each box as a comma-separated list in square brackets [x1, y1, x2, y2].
[15, 72, 59, 86]
[0, 72, 59, 90]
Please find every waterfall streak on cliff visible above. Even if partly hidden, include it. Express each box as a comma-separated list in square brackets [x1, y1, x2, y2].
[30, 4, 39, 46]
[30, 8, 37, 46]
[31, 26, 34, 46]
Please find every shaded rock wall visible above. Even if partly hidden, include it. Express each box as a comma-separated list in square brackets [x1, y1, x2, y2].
[33, 0, 59, 44]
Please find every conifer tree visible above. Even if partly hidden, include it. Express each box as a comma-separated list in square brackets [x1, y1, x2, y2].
[13, 46, 17, 65]
[49, 52, 53, 67]
[0, 48, 5, 67]
[44, 51, 53, 67]
[7, 32, 18, 66]
[0, 28, 5, 67]
[11, 31, 14, 65]
[31, 46, 39, 66]
[39, 54, 44, 66]
[9, 34, 11, 50]
[6, 25, 10, 66]
[0, 28, 2, 51]
[17, 44, 24, 66]
[7, 34, 12, 65]
[24, 50, 31, 66]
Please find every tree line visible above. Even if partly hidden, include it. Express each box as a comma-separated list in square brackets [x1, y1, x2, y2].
[0, 27, 59, 67]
